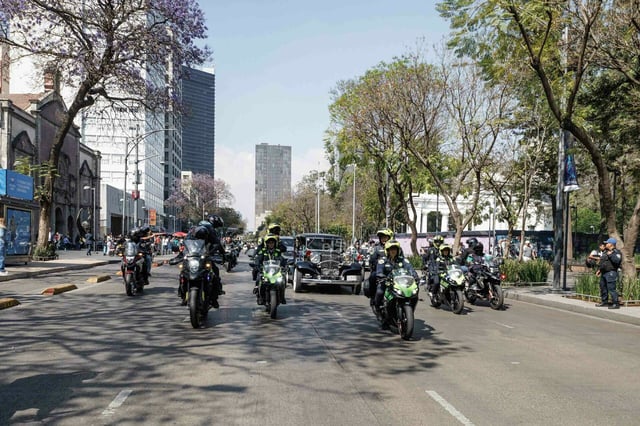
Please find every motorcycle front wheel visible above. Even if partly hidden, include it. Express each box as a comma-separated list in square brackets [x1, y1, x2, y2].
[189, 288, 203, 328]
[399, 304, 414, 340]
[269, 289, 278, 319]
[124, 273, 134, 296]
[489, 284, 504, 310]
[451, 289, 464, 314]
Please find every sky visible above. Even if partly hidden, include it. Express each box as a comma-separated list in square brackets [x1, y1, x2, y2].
[201, 1, 451, 230]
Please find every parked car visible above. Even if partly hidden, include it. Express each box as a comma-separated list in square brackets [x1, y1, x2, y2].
[280, 236, 295, 283]
[292, 233, 363, 294]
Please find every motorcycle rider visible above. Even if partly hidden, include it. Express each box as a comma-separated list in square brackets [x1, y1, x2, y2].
[433, 244, 455, 294]
[253, 223, 287, 281]
[374, 240, 419, 326]
[457, 237, 478, 269]
[128, 225, 153, 285]
[466, 242, 486, 291]
[424, 235, 444, 291]
[367, 228, 394, 305]
[254, 233, 287, 305]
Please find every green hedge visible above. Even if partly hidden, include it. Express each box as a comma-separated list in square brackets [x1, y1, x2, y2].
[576, 273, 640, 301]
[501, 259, 550, 284]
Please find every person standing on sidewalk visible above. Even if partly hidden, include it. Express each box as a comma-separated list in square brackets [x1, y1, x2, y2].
[0, 217, 8, 275]
[595, 237, 622, 309]
[85, 232, 94, 256]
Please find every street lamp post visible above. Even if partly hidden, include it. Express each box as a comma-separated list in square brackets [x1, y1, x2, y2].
[169, 214, 176, 233]
[83, 185, 96, 252]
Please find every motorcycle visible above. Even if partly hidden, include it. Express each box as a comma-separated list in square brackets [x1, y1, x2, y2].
[372, 267, 419, 340]
[465, 256, 505, 310]
[120, 240, 146, 296]
[427, 264, 465, 314]
[175, 239, 219, 328]
[224, 244, 240, 272]
[256, 259, 285, 319]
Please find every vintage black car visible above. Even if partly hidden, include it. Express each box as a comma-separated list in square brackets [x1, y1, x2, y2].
[292, 233, 363, 294]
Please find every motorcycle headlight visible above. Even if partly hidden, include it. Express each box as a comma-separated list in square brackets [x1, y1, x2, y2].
[188, 259, 200, 273]
[276, 276, 283, 284]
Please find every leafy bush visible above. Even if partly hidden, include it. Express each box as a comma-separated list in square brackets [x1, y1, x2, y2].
[407, 254, 425, 271]
[575, 273, 599, 296]
[32, 242, 56, 258]
[518, 259, 551, 283]
[500, 259, 520, 283]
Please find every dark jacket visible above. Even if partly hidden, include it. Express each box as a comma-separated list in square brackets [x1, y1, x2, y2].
[599, 249, 622, 273]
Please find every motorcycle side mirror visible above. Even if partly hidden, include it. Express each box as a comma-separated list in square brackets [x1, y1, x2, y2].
[249, 262, 256, 268]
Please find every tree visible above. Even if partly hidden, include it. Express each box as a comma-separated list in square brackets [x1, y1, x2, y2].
[0, 0, 209, 250]
[164, 173, 235, 226]
[437, 0, 640, 279]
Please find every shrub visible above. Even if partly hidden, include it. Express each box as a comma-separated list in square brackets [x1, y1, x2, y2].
[500, 259, 520, 283]
[518, 259, 551, 284]
[575, 273, 599, 296]
[407, 254, 425, 271]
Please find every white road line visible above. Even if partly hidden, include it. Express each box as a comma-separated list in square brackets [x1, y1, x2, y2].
[426, 390, 474, 425]
[102, 389, 133, 416]
[492, 321, 515, 329]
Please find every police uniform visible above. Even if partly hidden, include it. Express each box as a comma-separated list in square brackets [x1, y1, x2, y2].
[597, 240, 622, 308]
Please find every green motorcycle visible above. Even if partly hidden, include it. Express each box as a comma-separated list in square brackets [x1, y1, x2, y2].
[429, 264, 465, 314]
[372, 267, 419, 340]
[258, 259, 285, 319]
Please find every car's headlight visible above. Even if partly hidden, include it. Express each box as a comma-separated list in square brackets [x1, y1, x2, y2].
[310, 253, 320, 264]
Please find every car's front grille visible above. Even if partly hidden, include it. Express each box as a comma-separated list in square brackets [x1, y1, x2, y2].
[317, 253, 341, 278]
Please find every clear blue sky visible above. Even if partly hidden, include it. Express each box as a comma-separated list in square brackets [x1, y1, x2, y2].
[201, 1, 450, 229]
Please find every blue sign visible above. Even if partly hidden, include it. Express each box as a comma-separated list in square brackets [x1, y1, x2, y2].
[0, 169, 34, 200]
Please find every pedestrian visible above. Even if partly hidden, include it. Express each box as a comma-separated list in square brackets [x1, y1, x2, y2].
[522, 240, 536, 261]
[0, 217, 8, 275]
[595, 237, 622, 309]
[586, 242, 605, 269]
[85, 232, 94, 256]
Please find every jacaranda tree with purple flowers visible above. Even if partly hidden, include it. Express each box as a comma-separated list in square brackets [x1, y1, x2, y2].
[0, 0, 210, 250]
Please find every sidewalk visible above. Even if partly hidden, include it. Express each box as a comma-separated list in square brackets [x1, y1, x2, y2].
[1, 252, 639, 327]
[0, 249, 174, 309]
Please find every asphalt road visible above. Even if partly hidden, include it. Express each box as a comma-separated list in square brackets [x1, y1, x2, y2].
[1, 254, 639, 425]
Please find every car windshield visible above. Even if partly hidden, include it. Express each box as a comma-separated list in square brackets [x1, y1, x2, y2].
[306, 237, 344, 251]
[280, 237, 294, 250]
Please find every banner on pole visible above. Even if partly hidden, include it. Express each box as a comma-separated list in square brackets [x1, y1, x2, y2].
[564, 131, 579, 192]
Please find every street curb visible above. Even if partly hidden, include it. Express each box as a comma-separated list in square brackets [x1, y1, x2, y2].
[0, 297, 20, 309]
[41, 284, 78, 295]
[87, 275, 111, 283]
[504, 289, 640, 327]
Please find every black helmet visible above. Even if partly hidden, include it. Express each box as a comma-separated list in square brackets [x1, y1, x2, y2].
[473, 242, 484, 255]
[268, 223, 282, 235]
[466, 237, 478, 248]
[208, 215, 224, 228]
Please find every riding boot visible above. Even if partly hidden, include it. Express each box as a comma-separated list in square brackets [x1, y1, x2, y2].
[280, 288, 287, 304]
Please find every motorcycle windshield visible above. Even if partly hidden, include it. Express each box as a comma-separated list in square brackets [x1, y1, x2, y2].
[263, 259, 281, 276]
[183, 239, 206, 257]
[124, 241, 138, 256]
[447, 265, 464, 281]
[391, 268, 416, 288]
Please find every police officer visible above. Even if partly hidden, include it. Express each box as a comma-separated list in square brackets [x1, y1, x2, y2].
[595, 237, 622, 309]
[367, 228, 394, 305]
[254, 234, 287, 305]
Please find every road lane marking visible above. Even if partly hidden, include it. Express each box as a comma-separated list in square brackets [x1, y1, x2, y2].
[102, 389, 132, 416]
[426, 390, 474, 425]
[492, 321, 514, 329]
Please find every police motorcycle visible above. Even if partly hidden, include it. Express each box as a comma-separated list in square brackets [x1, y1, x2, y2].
[464, 255, 505, 310]
[223, 241, 240, 272]
[120, 227, 151, 296]
[372, 266, 420, 340]
[255, 259, 285, 319]
[426, 264, 466, 315]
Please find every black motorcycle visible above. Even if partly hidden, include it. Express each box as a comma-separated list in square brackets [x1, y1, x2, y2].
[175, 239, 219, 328]
[224, 244, 240, 272]
[465, 257, 505, 310]
[120, 240, 146, 296]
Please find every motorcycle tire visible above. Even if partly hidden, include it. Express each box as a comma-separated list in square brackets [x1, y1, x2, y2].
[451, 289, 465, 314]
[124, 274, 135, 296]
[465, 290, 477, 305]
[189, 288, 203, 328]
[293, 269, 304, 293]
[399, 304, 414, 340]
[430, 293, 442, 308]
[226, 260, 232, 273]
[489, 284, 504, 310]
[269, 289, 278, 319]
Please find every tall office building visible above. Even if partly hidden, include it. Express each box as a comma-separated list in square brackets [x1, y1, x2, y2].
[181, 66, 215, 176]
[254, 143, 291, 228]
